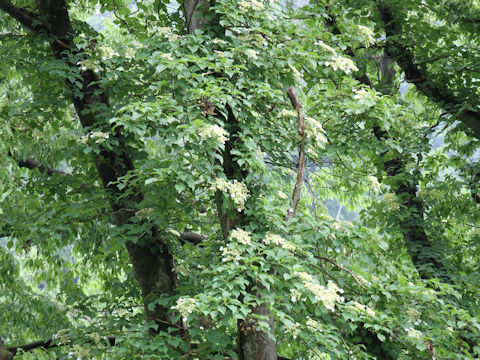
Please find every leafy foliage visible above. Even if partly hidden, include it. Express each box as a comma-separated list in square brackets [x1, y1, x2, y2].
[1, 0, 480, 359]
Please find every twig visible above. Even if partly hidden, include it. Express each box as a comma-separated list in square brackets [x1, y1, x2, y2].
[286, 86, 306, 219]
[317, 256, 367, 290]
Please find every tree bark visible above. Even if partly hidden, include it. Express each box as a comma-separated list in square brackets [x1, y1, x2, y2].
[326, 8, 446, 279]
[183, 2, 277, 359]
[377, 2, 480, 138]
[0, 0, 177, 332]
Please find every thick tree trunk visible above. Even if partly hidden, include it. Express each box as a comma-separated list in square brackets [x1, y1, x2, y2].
[326, 8, 446, 279]
[1, 0, 177, 331]
[183, 2, 277, 359]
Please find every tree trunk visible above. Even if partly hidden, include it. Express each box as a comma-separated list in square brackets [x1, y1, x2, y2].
[183, 2, 277, 359]
[0, 0, 177, 331]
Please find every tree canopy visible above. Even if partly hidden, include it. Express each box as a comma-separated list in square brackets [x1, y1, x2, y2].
[1, 0, 480, 359]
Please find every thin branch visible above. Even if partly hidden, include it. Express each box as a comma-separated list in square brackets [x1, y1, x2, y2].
[286, 86, 306, 219]
[317, 256, 367, 290]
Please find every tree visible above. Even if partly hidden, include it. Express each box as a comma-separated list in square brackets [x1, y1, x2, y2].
[1, 0, 480, 359]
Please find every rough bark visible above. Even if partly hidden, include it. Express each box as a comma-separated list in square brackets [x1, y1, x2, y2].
[183, 2, 277, 359]
[0, 0, 176, 331]
[326, 8, 446, 279]
[377, 3, 480, 138]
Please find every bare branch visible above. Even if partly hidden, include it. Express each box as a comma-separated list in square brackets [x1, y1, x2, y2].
[286, 86, 306, 219]
[317, 257, 367, 290]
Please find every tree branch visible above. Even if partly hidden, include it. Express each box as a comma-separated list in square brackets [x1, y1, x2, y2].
[377, 3, 480, 138]
[286, 86, 306, 220]
[9, 152, 68, 176]
[0, 0, 40, 31]
[4, 337, 116, 357]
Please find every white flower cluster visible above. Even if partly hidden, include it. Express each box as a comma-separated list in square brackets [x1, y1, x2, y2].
[290, 288, 303, 303]
[199, 124, 229, 144]
[80, 131, 110, 144]
[406, 307, 421, 322]
[72, 344, 91, 358]
[172, 297, 197, 321]
[289, 64, 302, 79]
[211, 178, 249, 211]
[212, 38, 227, 45]
[161, 53, 174, 61]
[245, 48, 259, 59]
[305, 318, 322, 331]
[315, 40, 336, 54]
[305, 116, 327, 145]
[405, 327, 422, 339]
[353, 87, 370, 100]
[125, 47, 136, 59]
[277, 190, 288, 200]
[230, 228, 252, 245]
[348, 301, 376, 317]
[214, 50, 225, 58]
[220, 245, 242, 263]
[88, 332, 102, 345]
[326, 56, 359, 74]
[295, 273, 344, 311]
[290, 321, 301, 339]
[169, 34, 182, 42]
[367, 175, 381, 192]
[383, 192, 400, 211]
[53, 329, 70, 345]
[98, 45, 119, 60]
[78, 58, 100, 73]
[168, 228, 181, 237]
[136, 207, 154, 218]
[239, 0, 265, 11]
[158, 27, 172, 34]
[263, 233, 296, 251]
[278, 109, 297, 117]
[358, 25, 375, 47]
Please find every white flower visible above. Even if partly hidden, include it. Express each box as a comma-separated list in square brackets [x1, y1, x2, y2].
[264, 233, 296, 252]
[172, 297, 197, 321]
[383, 192, 400, 211]
[290, 289, 302, 303]
[358, 25, 375, 47]
[212, 38, 227, 44]
[367, 175, 381, 192]
[98, 45, 118, 60]
[168, 228, 181, 237]
[305, 318, 322, 331]
[278, 109, 297, 117]
[289, 64, 302, 79]
[353, 88, 370, 100]
[305, 117, 327, 144]
[211, 179, 249, 211]
[405, 327, 422, 339]
[277, 191, 288, 199]
[315, 40, 336, 54]
[326, 56, 358, 74]
[245, 48, 259, 59]
[90, 131, 110, 143]
[168, 34, 182, 42]
[161, 53, 174, 61]
[199, 124, 229, 144]
[221, 245, 242, 262]
[295, 273, 343, 311]
[406, 307, 421, 322]
[125, 47, 136, 59]
[230, 228, 252, 245]
[239, 0, 265, 11]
